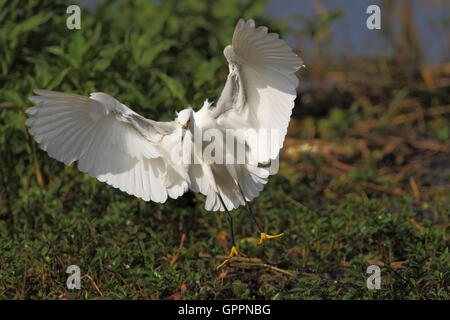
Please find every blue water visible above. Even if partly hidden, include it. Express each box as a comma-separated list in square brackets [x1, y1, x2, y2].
[266, 0, 449, 63]
[79, 0, 449, 63]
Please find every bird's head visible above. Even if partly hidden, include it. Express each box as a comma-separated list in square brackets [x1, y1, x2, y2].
[177, 108, 193, 129]
[177, 108, 193, 142]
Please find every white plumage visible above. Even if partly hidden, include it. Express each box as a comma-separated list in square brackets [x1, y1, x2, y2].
[26, 19, 303, 212]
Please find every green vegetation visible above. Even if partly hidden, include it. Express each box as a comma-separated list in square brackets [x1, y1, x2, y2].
[0, 0, 448, 299]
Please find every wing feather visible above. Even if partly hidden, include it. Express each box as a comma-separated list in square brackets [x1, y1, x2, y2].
[26, 89, 187, 203]
[214, 19, 304, 164]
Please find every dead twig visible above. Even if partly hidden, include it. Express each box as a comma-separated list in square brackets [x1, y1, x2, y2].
[81, 274, 103, 297]
[359, 181, 405, 196]
[170, 233, 186, 267]
[409, 177, 421, 202]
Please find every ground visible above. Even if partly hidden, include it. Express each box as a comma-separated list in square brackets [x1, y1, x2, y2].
[1, 68, 448, 299]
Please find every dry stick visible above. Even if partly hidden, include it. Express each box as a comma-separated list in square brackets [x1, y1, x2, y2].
[359, 181, 405, 196]
[327, 158, 356, 171]
[170, 233, 186, 267]
[209, 254, 297, 277]
[334, 287, 342, 300]
[412, 140, 449, 152]
[232, 261, 297, 277]
[81, 274, 104, 297]
[409, 177, 421, 202]
[394, 163, 422, 182]
[354, 105, 450, 132]
[44, 290, 64, 300]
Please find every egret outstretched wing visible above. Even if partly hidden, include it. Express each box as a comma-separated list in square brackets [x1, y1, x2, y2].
[26, 89, 189, 203]
[212, 19, 304, 164]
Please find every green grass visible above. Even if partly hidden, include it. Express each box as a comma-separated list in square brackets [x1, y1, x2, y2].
[0, 154, 448, 299]
[0, 0, 449, 299]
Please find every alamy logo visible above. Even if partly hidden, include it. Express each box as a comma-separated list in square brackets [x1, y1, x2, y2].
[366, 5, 381, 30]
[171, 127, 282, 168]
[66, 5, 81, 30]
[66, 265, 81, 289]
[366, 265, 381, 289]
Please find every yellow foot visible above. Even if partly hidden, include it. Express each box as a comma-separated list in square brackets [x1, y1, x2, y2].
[257, 232, 285, 246]
[216, 246, 245, 270]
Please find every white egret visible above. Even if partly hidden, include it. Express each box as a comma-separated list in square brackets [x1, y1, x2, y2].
[26, 19, 304, 269]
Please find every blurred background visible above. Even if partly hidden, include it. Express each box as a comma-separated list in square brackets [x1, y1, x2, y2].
[0, 0, 448, 300]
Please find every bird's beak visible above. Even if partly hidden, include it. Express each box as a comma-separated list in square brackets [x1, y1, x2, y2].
[180, 123, 189, 143]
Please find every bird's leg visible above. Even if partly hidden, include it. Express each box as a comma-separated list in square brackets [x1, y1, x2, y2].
[236, 183, 285, 246]
[216, 193, 245, 270]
